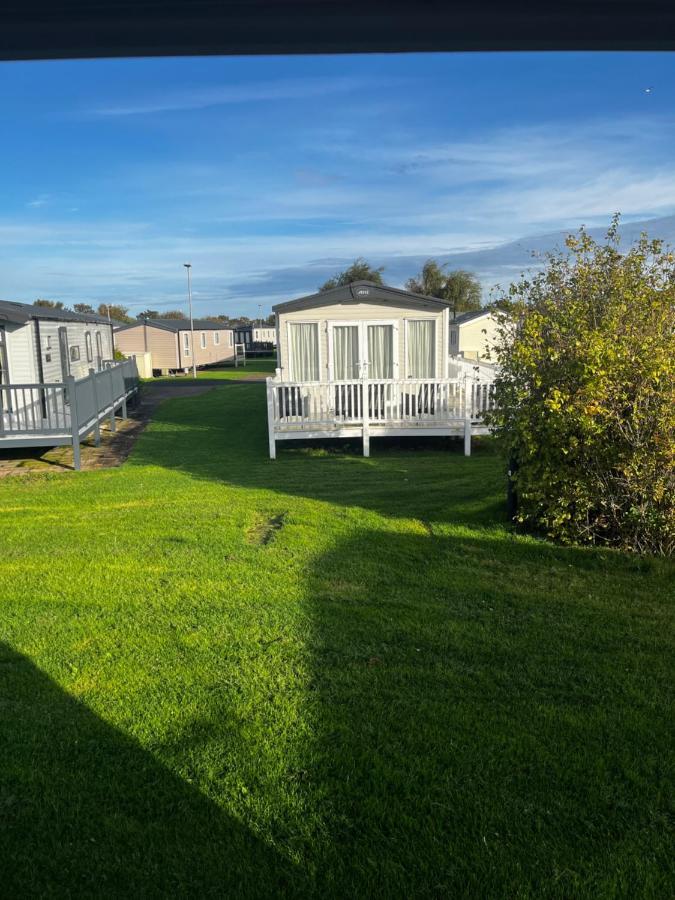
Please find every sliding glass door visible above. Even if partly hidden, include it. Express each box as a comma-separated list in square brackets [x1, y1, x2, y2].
[329, 321, 396, 380]
[332, 325, 360, 380]
[367, 325, 394, 379]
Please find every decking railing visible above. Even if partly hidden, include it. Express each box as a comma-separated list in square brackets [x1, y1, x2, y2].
[0, 357, 139, 468]
[266, 369, 496, 458]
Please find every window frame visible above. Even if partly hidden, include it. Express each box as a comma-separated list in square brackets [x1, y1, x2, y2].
[200, 331, 207, 350]
[287, 320, 321, 382]
[213, 331, 220, 345]
[404, 318, 437, 379]
[85, 331, 93, 363]
[183, 332, 190, 356]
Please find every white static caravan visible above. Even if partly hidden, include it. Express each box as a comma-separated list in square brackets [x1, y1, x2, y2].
[0, 301, 136, 468]
[266, 281, 496, 458]
[275, 281, 452, 384]
[0, 301, 115, 385]
[449, 308, 500, 362]
[233, 324, 277, 348]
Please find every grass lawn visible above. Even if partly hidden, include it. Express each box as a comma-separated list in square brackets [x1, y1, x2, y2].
[1, 383, 673, 897]
[146, 357, 277, 382]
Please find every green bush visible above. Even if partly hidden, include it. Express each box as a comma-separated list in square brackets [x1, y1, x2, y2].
[488, 219, 675, 555]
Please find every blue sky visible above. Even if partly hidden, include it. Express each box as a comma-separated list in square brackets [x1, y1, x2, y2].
[1, 52, 675, 317]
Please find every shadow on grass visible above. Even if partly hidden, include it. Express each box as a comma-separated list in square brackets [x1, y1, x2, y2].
[0, 642, 297, 896]
[130, 384, 508, 527]
[305, 528, 673, 896]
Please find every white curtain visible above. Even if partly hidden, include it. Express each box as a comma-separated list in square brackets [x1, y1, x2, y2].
[407, 320, 435, 378]
[368, 325, 394, 379]
[333, 326, 359, 380]
[289, 323, 319, 381]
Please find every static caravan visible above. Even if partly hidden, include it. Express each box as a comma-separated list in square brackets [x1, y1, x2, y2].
[0, 300, 137, 467]
[0, 300, 114, 386]
[233, 324, 277, 349]
[274, 281, 451, 383]
[266, 281, 496, 458]
[449, 308, 500, 362]
[114, 318, 235, 375]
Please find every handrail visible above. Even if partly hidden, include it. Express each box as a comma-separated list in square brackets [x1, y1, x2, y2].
[0, 358, 139, 467]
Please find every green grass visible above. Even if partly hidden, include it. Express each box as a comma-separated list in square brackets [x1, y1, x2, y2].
[1, 384, 673, 897]
[147, 357, 277, 382]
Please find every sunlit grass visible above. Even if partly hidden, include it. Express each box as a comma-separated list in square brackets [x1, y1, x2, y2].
[0, 384, 672, 896]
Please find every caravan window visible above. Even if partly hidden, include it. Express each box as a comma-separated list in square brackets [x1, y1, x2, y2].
[289, 322, 319, 381]
[406, 320, 435, 378]
[183, 332, 190, 356]
[213, 331, 220, 345]
[85, 332, 93, 362]
[70, 345, 81, 362]
[200, 332, 207, 349]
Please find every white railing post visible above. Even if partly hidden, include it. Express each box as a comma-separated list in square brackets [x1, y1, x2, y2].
[361, 363, 370, 457]
[89, 368, 101, 446]
[463, 375, 471, 456]
[266, 377, 277, 459]
[67, 375, 82, 470]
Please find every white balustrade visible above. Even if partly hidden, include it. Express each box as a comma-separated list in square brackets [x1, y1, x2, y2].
[266, 371, 496, 459]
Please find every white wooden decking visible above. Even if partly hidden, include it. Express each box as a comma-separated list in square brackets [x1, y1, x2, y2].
[0, 358, 139, 468]
[266, 369, 496, 458]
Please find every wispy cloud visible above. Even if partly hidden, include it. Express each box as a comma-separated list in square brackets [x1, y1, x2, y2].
[26, 193, 51, 208]
[91, 75, 403, 117]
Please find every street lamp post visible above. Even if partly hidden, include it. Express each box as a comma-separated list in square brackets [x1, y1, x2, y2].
[183, 263, 197, 379]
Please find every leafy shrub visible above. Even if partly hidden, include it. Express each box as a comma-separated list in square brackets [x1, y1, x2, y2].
[488, 219, 675, 555]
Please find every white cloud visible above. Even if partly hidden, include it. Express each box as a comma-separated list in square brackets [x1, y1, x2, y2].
[5, 113, 675, 316]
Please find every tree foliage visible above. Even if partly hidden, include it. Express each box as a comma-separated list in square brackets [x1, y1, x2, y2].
[137, 309, 160, 319]
[406, 261, 482, 315]
[73, 303, 94, 314]
[98, 303, 133, 324]
[319, 258, 385, 292]
[34, 299, 65, 310]
[488, 220, 675, 556]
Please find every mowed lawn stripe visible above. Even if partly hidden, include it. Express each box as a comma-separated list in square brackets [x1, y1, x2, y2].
[0, 383, 672, 897]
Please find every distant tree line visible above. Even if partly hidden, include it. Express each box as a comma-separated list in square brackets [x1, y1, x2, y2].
[34, 299, 136, 323]
[33, 257, 484, 325]
[318, 257, 484, 316]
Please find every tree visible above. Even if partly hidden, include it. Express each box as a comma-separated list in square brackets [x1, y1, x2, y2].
[98, 303, 133, 324]
[34, 299, 64, 309]
[159, 310, 186, 320]
[206, 315, 232, 325]
[487, 219, 675, 556]
[137, 309, 160, 319]
[319, 258, 385, 292]
[73, 303, 95, 314]
[405, 261, 482, 316]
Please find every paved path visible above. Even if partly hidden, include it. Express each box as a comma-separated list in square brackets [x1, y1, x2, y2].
[0, 377, 261, 476]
